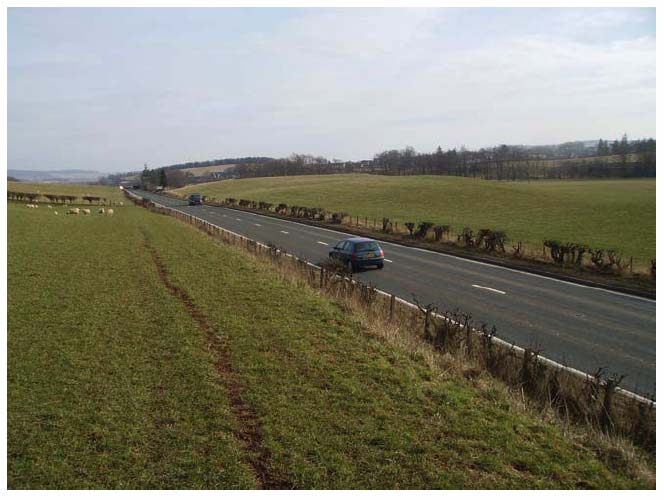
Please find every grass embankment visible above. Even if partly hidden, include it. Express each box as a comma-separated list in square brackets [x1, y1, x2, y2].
[8, 181, 125, 204]
[175, 175, 655, 267]
[8, 201, 653, 488]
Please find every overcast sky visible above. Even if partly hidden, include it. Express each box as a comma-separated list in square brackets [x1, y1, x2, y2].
[8, 7, 656, 173]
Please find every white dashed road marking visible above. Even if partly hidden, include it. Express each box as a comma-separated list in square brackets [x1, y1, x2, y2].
[472, 284, 506, 295]
[255, 223, 262, 227]
[384, 259, 393, 263]
[236, 218, 242, 221]
[280, 230, 289, 234]
[317, 241, 329, 246]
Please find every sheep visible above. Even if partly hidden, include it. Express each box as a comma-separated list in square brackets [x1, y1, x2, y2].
[47, 205, 53, 209]
[26, 204, 33, 208]
[107, 208, 114, 216]
[81, 208, 91, 215]
[119, 202, 124, 206]
[67, 208, 80, 215]
[98, 207, 105, 215]
[54, 211, 58, 215]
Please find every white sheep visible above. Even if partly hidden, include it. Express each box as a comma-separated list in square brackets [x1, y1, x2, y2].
[81, 208, 91, 215]
[107, 208, 114, 216]
[67, 207, 80, 215]
[54, 211, 58, 215]
[26, 204, 33, 208]
[119, 202, 124, 206]
[48, 205, 53, 209]
[98, 207, 105, 215]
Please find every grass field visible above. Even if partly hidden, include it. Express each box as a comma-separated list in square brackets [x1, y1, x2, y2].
[8, 201, 653, 488]
[8, 181, 126, 203]
[182, 164, 236, 176]
[174, 175, 655, 266]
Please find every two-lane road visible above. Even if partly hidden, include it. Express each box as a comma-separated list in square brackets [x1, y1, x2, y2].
[133, 190, 656, 397]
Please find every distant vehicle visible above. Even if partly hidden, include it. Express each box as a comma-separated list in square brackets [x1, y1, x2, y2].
[188, 193, 203, 206]
[329, 237, 384, 272]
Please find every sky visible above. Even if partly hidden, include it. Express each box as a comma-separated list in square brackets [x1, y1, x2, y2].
[7, 7, 656, 173]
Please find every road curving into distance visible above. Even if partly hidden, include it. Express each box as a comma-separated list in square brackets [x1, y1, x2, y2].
[131, 190, 656, 397]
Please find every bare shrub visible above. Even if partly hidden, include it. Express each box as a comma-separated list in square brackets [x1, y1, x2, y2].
[276, 203, 289, 214]
[544, 240, 565, 264]
[415, 221, 434, 239]
[460, 228, 475, 247]
[476, 229, 507, 253]
[330, 212, 347, 224]
[433, 224, 450, 241]
[405, 222, 415, 236]
[320, 256, 349, 276]
[512, 241, 524, 257]
[589, 248, 624, 273]
[82, 195, 101, 204]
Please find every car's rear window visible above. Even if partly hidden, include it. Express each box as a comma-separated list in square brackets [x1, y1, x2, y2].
[355, 242, 380, 251]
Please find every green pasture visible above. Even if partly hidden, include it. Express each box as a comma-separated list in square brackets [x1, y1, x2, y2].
[175, 175, 655, 266]
[8, 181, 126, 203]
[7, 201, 652, 488]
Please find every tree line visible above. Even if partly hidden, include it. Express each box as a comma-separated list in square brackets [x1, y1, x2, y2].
[226, 135, 656, 181]
[102, 134, 656, 188]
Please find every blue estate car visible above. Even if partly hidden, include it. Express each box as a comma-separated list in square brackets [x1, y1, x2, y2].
[329, 237, 385, 272]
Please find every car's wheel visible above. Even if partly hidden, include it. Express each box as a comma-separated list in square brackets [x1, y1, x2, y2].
[377, 263, 384, 269]
[347, 260, 355, 274]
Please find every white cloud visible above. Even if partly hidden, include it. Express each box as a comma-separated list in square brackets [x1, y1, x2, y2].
[7, 8, 656, 170]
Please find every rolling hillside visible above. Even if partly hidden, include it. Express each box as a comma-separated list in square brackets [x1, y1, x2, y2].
[174, 175, 655, 266]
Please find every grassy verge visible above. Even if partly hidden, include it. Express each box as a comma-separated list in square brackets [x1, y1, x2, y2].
[174, 174, 655, 268]
[8, 201, 653, 488]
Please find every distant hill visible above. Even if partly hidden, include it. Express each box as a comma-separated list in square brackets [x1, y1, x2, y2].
[7, 169, 104, 183]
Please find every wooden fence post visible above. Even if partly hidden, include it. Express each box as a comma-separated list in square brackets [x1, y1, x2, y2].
[389, 294, 396, 321]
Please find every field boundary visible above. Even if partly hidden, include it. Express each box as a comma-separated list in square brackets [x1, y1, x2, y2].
[127, 188, 656, 450]
[158, 190, 655, 300]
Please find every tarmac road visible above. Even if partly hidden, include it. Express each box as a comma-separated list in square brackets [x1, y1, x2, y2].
[132, 190, 656, 397]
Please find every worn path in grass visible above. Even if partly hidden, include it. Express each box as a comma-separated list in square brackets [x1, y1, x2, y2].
[7, 202, 652, 488]
[175, 175, 655, 267]
[8, 204, 256, 488]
